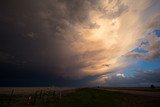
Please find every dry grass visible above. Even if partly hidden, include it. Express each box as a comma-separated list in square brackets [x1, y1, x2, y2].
[0, 87, 160, 107]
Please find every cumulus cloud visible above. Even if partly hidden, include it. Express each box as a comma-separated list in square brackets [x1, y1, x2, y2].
[116, 73, 125, 77]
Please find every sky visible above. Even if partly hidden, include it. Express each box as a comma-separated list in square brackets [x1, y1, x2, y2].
[0, 0, 160, 87]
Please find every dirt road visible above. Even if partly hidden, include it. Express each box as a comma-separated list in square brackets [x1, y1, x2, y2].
[103, 88, 160, 97]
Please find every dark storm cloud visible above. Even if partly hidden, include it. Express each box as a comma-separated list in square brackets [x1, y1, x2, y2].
[1, 0, 159, 87]
[0, 0, 50, 64]
[0, 51, 15, 64]
[0, 0, 107, 84]
[39, 0, 103, 43]
[26, 0, 127, 78]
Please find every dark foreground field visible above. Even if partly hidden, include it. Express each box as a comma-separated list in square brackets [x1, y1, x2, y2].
[0, 87, 160, 107]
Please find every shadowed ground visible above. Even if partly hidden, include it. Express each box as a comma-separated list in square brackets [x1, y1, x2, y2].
[0, 87, 160, 107]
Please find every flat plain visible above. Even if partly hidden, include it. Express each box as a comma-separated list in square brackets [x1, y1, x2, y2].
[0, 87, 160, 107]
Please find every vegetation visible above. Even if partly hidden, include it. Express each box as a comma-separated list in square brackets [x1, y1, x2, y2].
[0, 88, 160, 107]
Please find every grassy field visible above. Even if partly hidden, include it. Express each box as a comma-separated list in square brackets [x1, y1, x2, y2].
[0, 87, 160, 107]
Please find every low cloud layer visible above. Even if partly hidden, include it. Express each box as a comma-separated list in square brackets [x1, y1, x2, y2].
[91, 68, 160, 87]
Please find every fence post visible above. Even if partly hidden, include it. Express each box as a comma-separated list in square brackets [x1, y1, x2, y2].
[7, 89, 14, 107]
[59, 91, 61, 99]
[33, 91, 38, 106]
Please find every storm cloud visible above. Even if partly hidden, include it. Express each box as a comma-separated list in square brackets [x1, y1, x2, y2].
[0, 0, 160, 86]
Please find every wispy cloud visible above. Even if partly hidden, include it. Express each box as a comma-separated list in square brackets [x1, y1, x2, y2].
[125, 29, 160, 61]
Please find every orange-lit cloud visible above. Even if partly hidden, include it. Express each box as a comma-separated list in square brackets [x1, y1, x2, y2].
[19, 0, 159, 79]
[62, 0, 153, 78]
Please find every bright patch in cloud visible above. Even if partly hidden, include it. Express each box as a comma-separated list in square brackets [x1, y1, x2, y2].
[66, 0, 151, 77]
[116, 73, 125, 77]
